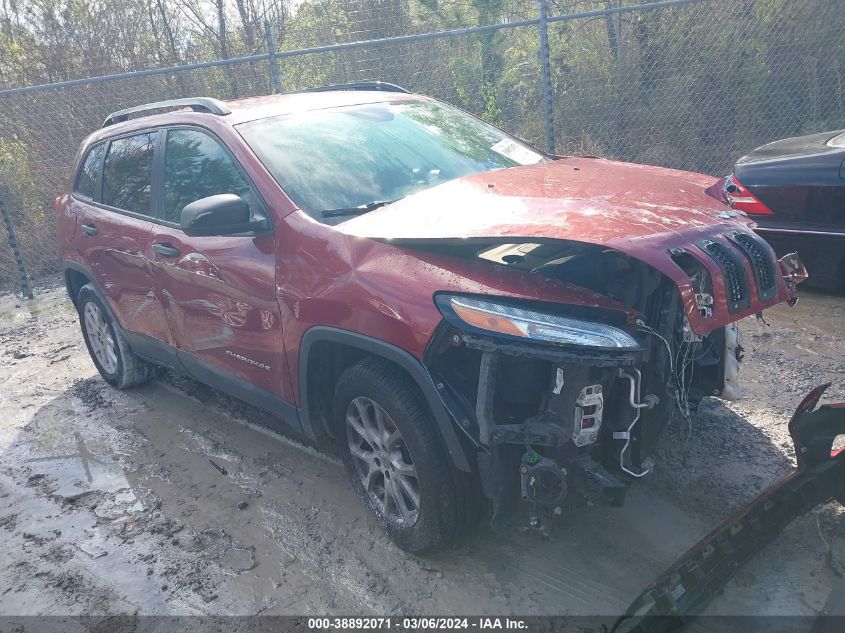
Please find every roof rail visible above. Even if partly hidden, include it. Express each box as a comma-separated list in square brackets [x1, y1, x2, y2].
[299, 81, 410, 94]
[102, 97, 231, 128]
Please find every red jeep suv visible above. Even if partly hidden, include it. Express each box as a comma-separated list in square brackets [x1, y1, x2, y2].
[56, 83, 803, 553]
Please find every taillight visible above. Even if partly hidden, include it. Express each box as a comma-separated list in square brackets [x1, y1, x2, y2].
[724, 174, 774, 215]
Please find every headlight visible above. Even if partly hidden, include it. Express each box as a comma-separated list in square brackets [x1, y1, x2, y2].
[437, 295, 640, 349]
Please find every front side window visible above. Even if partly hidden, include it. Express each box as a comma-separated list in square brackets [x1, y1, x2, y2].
[74, 144, 104, 200]
[237, 99, 546, 223]
[163, 129, 252, 223]
[102, 132, 156, 215]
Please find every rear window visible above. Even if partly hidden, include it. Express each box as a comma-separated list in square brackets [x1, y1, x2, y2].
[102, 132, 157, 215]
[74, 144, 104, 200]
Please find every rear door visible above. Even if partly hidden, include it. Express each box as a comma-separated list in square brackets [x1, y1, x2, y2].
[148, 126, 294, 411]
[75, 130, 175, 362]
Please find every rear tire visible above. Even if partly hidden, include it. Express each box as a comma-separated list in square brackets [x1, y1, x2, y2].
[77, 284, 157, 389]
[334, 357, 481, 553]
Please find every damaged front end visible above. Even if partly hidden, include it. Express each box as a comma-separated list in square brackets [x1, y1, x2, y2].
[421, 234, 803, 526]
[335, 155, 807, 528]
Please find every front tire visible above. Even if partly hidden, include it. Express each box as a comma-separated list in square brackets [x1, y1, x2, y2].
[77, 284, 156, 390]
[334, 358, 481, 553]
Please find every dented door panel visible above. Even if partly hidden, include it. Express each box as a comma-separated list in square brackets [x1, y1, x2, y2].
[149, 227, 294, 402]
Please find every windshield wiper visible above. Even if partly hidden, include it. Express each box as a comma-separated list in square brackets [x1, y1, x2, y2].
[321, 200, 396, 219]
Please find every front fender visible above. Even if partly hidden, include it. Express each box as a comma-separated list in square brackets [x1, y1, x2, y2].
[299, 326, 472, 472]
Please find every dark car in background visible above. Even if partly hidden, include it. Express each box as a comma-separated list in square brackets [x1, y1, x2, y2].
[716, 130, 845, 292]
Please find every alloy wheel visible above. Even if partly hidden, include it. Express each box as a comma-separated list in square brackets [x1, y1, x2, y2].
[84, 301, 118, 374]
[345, 396, 420, 526]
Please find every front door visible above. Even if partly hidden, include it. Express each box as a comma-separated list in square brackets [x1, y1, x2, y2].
[149, 127, 295, 416]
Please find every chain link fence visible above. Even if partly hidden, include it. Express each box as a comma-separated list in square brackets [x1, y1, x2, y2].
[1, 0, 844, 295]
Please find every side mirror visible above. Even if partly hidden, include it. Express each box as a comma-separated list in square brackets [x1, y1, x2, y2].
[180, 194, 268, 237]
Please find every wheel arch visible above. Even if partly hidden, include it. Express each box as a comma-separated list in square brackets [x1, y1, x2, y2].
[63, 260, 124, 326]
[63, 260, 92, 308]
[299, 326, 472, 472]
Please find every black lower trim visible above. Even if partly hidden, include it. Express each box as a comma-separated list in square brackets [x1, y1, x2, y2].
[121, 329, 300, 434]
[176, 350, 300, 433]
[122, 330, 181, 370]
[299, 326, 472, 472]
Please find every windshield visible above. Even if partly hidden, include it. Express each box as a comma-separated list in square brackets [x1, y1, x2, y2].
[237, 99, 547, 223]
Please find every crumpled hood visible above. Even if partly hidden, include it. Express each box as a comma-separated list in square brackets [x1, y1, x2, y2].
[337, 157, 751, 247]
[336, 157, 794, 335]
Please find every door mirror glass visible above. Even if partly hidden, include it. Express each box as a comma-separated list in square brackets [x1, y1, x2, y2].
[180, 194, 257, 236]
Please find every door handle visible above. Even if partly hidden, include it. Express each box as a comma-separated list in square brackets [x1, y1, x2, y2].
[81, 224, 98, 236]
[152, 242, 181, 258]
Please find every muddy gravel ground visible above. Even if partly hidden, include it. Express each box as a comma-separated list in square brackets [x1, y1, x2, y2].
[1, 285, 844, 623]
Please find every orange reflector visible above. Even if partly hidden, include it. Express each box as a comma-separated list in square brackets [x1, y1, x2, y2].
[452, 301, 525, 338]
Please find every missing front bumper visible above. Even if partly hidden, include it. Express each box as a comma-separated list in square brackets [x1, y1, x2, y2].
[612, 384, 845, 633]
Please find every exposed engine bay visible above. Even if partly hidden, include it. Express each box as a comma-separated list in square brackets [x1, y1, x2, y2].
[420, 236, 795, 526]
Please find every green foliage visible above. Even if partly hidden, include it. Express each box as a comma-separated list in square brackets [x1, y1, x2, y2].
[0, 0, 844, 283]
[0, 136, 56, 284]
[0, 138, 41, 223]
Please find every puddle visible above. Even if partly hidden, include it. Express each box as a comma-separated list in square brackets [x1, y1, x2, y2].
[0, 287, 74, 323]
[26, 430, 131, 499]
[218, 547, 256, 573]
